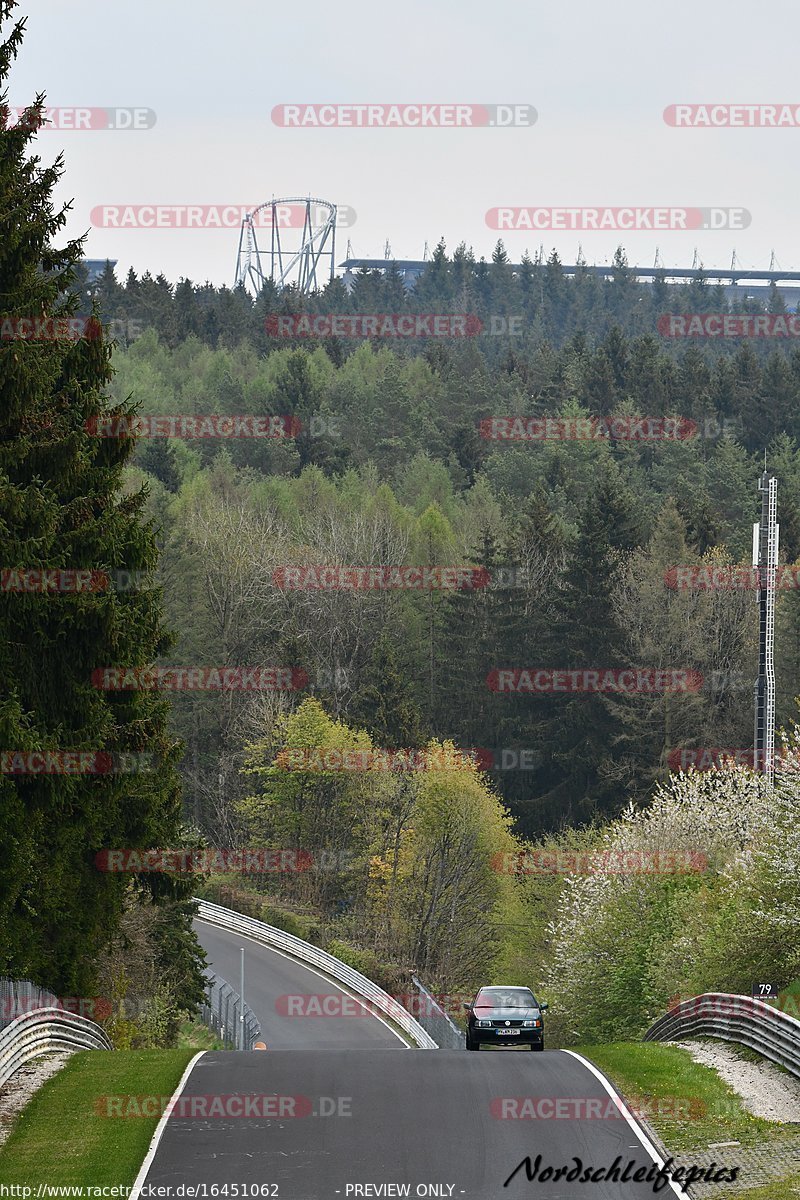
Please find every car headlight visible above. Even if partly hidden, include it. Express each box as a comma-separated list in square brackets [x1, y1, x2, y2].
[522, 1019, 541, 1028]
[476, 1020, 493, 1028]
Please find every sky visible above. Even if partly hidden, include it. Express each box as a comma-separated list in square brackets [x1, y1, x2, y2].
[8, 0, 800, 288]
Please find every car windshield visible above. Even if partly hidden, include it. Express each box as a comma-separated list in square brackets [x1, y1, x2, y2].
[475, 988, 536, 1008]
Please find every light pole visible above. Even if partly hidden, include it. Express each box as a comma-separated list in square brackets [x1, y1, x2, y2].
[753, 470, 778, 787]
[240, 947, 246, 1050]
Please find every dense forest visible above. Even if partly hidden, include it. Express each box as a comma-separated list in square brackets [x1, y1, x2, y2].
[88, 267, 800, 838]
[94, 259, 800, 1038]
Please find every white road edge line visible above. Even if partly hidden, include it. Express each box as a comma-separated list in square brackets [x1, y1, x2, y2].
[129, 1051, 205, 1200]
[195, 917, 413, 1048]
[561, 1050, 686, 1198]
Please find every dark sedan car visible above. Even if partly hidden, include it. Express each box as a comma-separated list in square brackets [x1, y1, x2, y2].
[464, 986, 548, 1051]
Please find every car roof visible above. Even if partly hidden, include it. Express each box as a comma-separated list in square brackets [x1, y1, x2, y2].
[475, 986, 535, 999]
[477, 986, 534, 993]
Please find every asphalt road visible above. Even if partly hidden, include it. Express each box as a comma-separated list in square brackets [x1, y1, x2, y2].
[194, 918, 405, 1049]
[137, 1047, 686, 1199]
[135, 921, 691, 1198]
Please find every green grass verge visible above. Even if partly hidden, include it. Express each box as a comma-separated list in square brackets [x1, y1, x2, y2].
[0, 1050, 196, 1186]
[574, 1042, 797, 1153]
[176, 1020, 223, 1051]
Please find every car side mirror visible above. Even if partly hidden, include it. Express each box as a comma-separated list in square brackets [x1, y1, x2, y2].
[540, 1002, 549, 1011]
[463, 1003, 472, 1011]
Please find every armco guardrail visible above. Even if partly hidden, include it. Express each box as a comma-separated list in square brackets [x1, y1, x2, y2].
[194, 898, 438, 1048]
[644, 992, 800, 1079]
[0, 1007, 112, 1088]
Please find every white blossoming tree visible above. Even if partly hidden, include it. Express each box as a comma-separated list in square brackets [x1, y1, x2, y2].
[540, 760, 790, 1044]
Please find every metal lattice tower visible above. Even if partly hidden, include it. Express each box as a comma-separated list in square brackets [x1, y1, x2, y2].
[753, 472, 778, 785]
[234, 197, 337, 295]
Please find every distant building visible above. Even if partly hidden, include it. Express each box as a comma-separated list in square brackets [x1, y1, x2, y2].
[83, 259, 117, 285]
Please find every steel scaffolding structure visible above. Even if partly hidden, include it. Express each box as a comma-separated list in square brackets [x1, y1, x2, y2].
[234, 197, 337, 295]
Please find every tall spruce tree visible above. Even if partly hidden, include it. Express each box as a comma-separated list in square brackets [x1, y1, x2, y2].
[531, 471, 636, 827]
[0, 1, 198, 995]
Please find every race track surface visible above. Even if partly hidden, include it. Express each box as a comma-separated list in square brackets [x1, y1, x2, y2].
[141, 931, 683, 1200]
[140, 1049, 680, 1198]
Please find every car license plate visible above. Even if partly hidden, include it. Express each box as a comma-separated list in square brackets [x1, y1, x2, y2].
[496, 1029, 520, 1036]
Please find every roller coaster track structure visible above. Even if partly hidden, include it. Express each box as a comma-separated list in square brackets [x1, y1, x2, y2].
[234, 197, 337, 295]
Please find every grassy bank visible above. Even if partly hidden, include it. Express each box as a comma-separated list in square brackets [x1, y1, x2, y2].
[0, 1050, 196, 1186]
[577, 1042, 800, 1197]
[575, 1041, 783, 1152]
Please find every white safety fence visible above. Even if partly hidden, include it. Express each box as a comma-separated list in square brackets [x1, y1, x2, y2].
[201, 968, 260, 1050]
[0, 978, 60, 1031]
[194, 898, 439, 1048]
[411, 975, 465, 1050]
[645, 992, 800, 1079]
[0, 1007, 112, 1089]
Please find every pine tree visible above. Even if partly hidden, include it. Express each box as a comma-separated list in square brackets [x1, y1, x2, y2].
[607, 499, 710, 794]
[349, 632, 426, 750]
[138, 438, 181, 492]
[0, 1, 199, 995]
[531, 476, 634, 827]
[414, 239, 451, 307]
[705, 435, 755, 557]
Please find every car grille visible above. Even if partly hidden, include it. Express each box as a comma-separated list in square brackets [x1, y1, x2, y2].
[489, 1019, 525, 1028]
